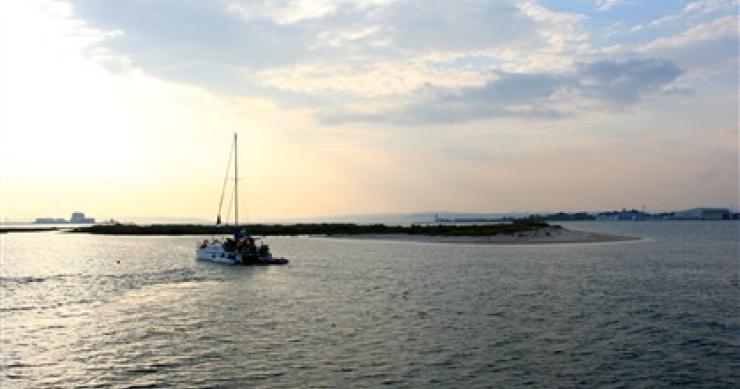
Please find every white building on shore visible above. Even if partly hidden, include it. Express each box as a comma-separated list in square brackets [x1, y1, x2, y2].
[34, 212, 96, 224]
[70, 212, 95, 224]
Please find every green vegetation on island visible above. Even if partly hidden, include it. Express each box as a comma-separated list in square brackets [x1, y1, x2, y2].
[69, 219, 556, 236]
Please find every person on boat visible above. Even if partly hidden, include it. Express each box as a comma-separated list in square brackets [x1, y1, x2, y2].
[247, 237, 257, 255]
[259, 244, 269, 257]
[223, 238, 235, 251]
[234, 228, 245, 240]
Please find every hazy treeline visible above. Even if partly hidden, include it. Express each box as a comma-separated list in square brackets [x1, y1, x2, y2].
[70, 219, 554, 236]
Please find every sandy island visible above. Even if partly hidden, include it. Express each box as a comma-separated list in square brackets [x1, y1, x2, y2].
[328, 227, 639, 245]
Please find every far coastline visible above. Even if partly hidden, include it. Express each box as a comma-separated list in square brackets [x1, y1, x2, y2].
[0, 219, 638, 244]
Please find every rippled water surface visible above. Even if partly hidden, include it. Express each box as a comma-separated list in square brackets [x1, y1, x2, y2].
[1, 222, 738, 388]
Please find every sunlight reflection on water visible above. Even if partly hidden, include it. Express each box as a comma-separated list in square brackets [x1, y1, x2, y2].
[1, 222, 738, 388]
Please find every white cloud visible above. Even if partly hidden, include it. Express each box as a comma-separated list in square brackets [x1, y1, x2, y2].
[630, 0, 737, 33]
[683, 0, 738, 14]
[255, 0, 589, 97]
[315, 25, 384, 48]
[256, 59, 488, 97]
[646, 14, 681, 29]
[226, 0, 396, 25]
[596, 0, 622, 11]
[642, 15, 737, 51]
[518, 0, 588, 50]
[53, 0, 735, 128]
[227, 0, 339, 24]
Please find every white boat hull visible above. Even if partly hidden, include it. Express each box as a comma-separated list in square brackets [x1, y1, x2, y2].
[196, 245, 239, 265]
[196, 243, 289, 266]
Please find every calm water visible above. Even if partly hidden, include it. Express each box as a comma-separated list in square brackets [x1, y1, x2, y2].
[1, 222, 738, 388]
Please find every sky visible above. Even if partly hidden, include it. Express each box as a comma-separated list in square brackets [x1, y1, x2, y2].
[0, 0, 737, 222]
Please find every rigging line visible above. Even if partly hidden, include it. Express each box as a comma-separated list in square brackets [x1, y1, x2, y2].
[216, 137, 235, 223]
[225, 182, 235, 225]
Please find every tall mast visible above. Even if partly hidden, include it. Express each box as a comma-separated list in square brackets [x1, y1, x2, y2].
[234, 132, 238, 226]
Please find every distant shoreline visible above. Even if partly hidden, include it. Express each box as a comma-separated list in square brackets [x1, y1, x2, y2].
[0, 227, 61, 234]
[0, 223, 639, 244]
[325, 227, 639, 245]
[60, 220, 555, 237]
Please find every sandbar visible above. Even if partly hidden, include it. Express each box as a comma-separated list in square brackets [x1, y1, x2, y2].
[327, 227, 639, 245]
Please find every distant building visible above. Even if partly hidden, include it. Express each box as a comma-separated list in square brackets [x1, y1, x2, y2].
[34, 212, 96, 224]
[70, 212, 95, 224]
[673, 208, 731, 220]
[540, 212, 596, 221]
[597, 209, 648, 221]
[33, 217, 67, 224]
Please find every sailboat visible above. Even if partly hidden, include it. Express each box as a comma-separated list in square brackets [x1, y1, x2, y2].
[195, 133, 289, 266]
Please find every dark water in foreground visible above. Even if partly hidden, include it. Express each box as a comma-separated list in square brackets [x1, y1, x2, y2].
[1, 222, 738, 388]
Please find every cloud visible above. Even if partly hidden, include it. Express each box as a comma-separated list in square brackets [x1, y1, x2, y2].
[227, 0, 396, 25]
[67, 0, 583, 92]
[319, 59, 683, 125]
[683, 0, 738, 14]
[61, 0, 730, 128]
[637, 15, 738, 80]
[577, 59, 682, 104]
[596, 0, 622, 11]
[600, 14, 736, 89]
[629, 0, 736, 34]
[255, 59, 489, 97]
[227, 0, 341, 25]
[642, 15, 737, 51]
[68, 0, 321, 91]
